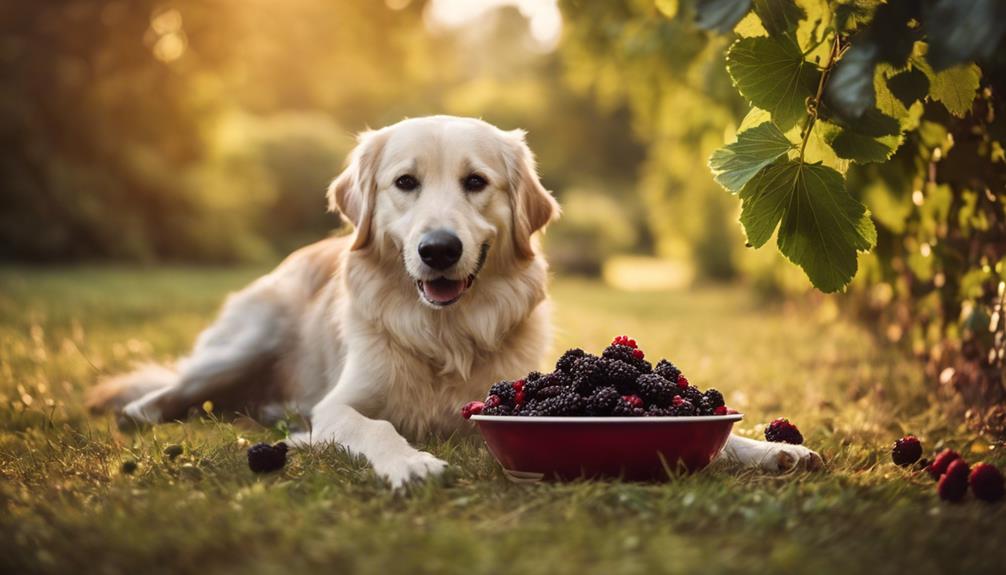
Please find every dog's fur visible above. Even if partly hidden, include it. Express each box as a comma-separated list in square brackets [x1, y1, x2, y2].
[87, 116, 820, 487]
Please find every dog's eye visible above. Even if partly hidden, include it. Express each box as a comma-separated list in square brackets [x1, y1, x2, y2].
[394, 175, 420, 191]
[462, 174, 488, 192]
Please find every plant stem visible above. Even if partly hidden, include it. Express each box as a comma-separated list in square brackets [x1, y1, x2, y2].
[799, 32, 843, 162]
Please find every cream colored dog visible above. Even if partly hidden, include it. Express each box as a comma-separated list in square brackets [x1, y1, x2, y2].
[87, 116, 820, 487]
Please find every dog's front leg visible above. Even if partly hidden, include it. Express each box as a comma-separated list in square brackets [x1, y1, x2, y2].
[289, 361, 447, 488]
[717, 434, 823, 472]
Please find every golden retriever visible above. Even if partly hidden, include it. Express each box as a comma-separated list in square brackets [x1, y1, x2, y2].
[87, 116, 819, 487]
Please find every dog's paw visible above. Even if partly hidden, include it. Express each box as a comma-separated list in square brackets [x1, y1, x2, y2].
[760, 442, 824, 472]
[373, 450, 448, 489]
[120, 397, 162, 428]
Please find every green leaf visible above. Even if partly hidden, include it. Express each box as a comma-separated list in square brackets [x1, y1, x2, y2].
[726, 36, 821, 130]
[709, 122, 794, 193]
[752, 0, 804, 36]
[928, 63, 982, 118]
[695, 0, 753, 33]
[819, 108, 904, 163]
[739, 160, 876, 292]
[886, 67, 929, 108]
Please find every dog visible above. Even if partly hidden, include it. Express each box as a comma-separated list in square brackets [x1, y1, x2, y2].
[87, 115, 821, 487]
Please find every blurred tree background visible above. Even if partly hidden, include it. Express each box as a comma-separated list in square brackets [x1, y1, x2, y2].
[1, 0, 1004, 416]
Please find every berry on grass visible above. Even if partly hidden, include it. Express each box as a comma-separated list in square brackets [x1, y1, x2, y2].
[247, 442, 288, 473]
[891, 435, 923, 467]
[927, 449, 961, 481]
[969, 463, 1005, 503]
[765, 418, 803, 445]
[937, 459, 970, 502]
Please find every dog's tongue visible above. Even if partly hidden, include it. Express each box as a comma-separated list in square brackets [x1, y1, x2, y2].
[423, 278, 465, 304]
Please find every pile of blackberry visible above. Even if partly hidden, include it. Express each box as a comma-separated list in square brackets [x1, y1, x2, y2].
[466, 336, 731, 418]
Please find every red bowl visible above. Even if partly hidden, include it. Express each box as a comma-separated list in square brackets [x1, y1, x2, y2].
[470, 414, 742, 481]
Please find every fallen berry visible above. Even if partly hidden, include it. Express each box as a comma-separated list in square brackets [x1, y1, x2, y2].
[121, 460, 138, 474]
[765, 418, 803, 445]
[927, 449, 961, 481]
[891, 435, 923, 467]
[163, 444, 183, 460]
[247, 442, 287, 473]
[461, 401, 484, 419]
[937, 459, 970, 502]
[969, 463, 1005, 503]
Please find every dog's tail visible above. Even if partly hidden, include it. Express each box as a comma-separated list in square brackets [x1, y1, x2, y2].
[85, 363, 178, 414]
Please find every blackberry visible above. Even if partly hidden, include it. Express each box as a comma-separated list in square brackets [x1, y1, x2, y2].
[696, 397, 714, 415]
[636, 373, 676, 407]
[482, 403, 514, 416]
[891, 435, 923, 467]
[556, 348, 588, 374]
[600, 359, 641, 393]
[669, 398, 696, 416]
[538, 391, 585, 416]
[601, 344, 650, 373]
[586, 386, 620, 416]
[653, 359, 681, 383]
[488, 381, 516, 405]
[537, 385, 564, 399]
[682, 386, 704, 405]
[247, 442, 288, 473]
[765, 418, 804, 445]
[571, 356, 608, 394]
[703, 389, 725, 409]
[612, 398, 645, 417]
[646, 405, 671, 416]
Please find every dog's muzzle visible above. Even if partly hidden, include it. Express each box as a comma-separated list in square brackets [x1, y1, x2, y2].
[415, 242, 490, 307]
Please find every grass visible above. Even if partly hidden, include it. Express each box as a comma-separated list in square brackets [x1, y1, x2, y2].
[1, 265, 1004, 575]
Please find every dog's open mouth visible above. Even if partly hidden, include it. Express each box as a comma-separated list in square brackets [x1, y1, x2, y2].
[415, 242, 490, 307]
[416, 276, 475, 306]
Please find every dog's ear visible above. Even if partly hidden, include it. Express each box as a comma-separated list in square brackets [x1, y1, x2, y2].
[327, 129, 388, 250]
[504, 129, 560, 259]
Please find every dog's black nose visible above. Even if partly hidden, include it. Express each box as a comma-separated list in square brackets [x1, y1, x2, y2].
[418, 229, 463, 270]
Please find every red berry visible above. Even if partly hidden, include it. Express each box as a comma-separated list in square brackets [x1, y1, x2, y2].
[713, 405, 728, 416]
[632, 349, 645, 360]
[622, 394, 644, 408]
[672, 395, 685, 407]
[891, 435, 923, 467]
[612, 336, 638, 349]
[627, 339, 637, 348]
[513, 379, 525, 392]
[938, 459, 970, 502]
[969, 463, 1005, 503]
[927, 449, 961, 481]
[676, 376, 689, 390]
[726, 408, 740, 415]
[484, 395, 501, 409]
[515, 389, 526, 406]
[461, 401, 484, 419]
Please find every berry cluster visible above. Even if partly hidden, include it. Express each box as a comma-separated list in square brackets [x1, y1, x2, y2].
[764, 418, 803, 445]
[889, 436, 1005, 503]
[463, 336, 732, 418]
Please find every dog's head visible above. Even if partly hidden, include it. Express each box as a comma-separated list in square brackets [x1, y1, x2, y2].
[328, 116, 559, 308]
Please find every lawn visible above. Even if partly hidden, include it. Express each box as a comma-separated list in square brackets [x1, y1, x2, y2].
[1, 266, 1004, 575]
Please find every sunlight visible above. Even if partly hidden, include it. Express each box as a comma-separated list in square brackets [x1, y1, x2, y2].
[426, 0, 563, 50]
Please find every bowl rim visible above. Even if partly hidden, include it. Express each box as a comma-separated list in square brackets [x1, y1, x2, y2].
[469, 413, 743, 424]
